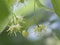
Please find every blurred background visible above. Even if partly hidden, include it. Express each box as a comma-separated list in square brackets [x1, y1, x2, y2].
[0, 0, 60, 45]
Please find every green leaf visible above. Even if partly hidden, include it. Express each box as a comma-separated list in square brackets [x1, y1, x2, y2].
[5, 0, 15, 7]
[35, 0, 43, 7]
[51, 0, 60, 17]
[0, 0, 10, 33]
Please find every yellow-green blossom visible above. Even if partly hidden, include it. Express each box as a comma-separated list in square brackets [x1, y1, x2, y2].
[7, 24, 21, 36]
[34, 24, 47, 32]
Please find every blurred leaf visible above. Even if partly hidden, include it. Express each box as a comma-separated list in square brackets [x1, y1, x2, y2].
[0, 0, 10, 33]
[15, 0, 38, 16]
[5, 0, 15, 7]
[52, 30, 60, 40]
[35, 0, 43, 7]
[51, 0, 60, 17]
[24, 8, 53, 30]
[19, 0, 24, 3]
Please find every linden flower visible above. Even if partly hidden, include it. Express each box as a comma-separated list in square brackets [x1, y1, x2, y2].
[7, 24, 21, 36]
[33, 24, 49, 37]
[7, 15, 25, 36]
[34, 24, 47, 32]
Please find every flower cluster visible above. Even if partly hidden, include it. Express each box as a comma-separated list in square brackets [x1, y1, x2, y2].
[7, 15, 25, 36]
[34, 24, 47, 33]
[7, 24, 21, 36]
[33, 24, 48, 37]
